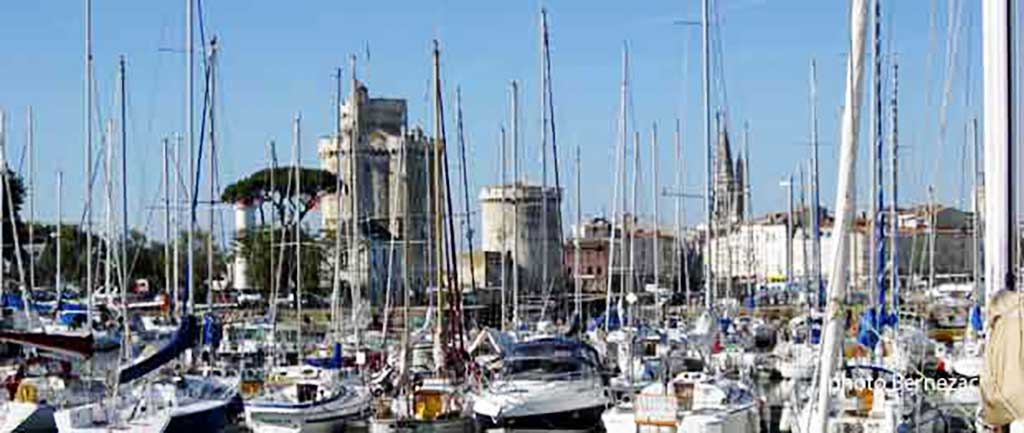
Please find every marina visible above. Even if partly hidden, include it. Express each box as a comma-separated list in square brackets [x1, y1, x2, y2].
[0, 0, 1020, 432]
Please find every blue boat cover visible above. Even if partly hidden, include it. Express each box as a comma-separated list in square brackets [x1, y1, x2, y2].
[118, 315, 198, 384]
[305, 343, 344, 369]
[203, 315, 223, 348]
[970, 304, 983, 332]
[858, 308, 880, 350]
[587, 311, 621, 332]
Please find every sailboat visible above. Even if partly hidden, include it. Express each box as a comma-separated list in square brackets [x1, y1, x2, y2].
[242, 111, 371, 433]
[54, 8, 240, 431]
[370, 39, 476, 433]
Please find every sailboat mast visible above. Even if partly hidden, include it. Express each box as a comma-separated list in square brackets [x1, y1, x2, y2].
[455, 88, 476, 292]
[431, 41, 446, 350]
[105, 120, 113, 316]
[744, 123, 752, 296]
[869, 0, 883, 310]
[628, 131, 639, 324]
[119, 55, 131, 361]
[185, 0, 195, 317]
[675, 119, 690, 298]
[785, 175, 793, 287]
[971, 117, 981, 303]
[539, 9, 549, 301]
[331, 67, 343, 338]
[56, 171, 63, 300]
[27, 107, 34, 293]
[510, 81, 520, 326]
[800, 165, 809, 296]
[499, 126, 508, 331]
[207, 40, 218, 312]
[809, 59, 823, 311]
[84, 0, 94, 327]
[164, 138, 172, 312]
[400, 128, 411, 377]
[174, 134, 182, 320]
[574, 145, 582, 330]
[604, 46, 627, 330]
[929, 185, 936, 289]
[811, 0, 868, 431]
[889, 61, 899, 311]
[701, 0, 714, 309]
[349, 55, 361, 346]
[293, 113, 303, 353]
[652, 123, 660, 296]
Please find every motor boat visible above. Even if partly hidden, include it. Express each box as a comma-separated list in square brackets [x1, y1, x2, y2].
[244, 364, 371, 433]
[472, 337, 609, 431]
[601, 370, 760, 433]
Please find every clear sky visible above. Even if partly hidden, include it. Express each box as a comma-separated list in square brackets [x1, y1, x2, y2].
[0, 0, 981, 241]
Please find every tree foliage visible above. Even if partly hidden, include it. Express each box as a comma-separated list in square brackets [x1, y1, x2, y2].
[1, 168, 27, 265]
[221, 166, 337, 228]
[237, 226, 328, 299]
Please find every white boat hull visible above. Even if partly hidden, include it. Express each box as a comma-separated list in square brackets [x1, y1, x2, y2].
[602, 403, 760, 433]
[245, 388, 371, 433]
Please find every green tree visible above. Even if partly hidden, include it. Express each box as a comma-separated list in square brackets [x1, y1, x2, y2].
[238, 227, 328, 300]
[221, 166, 337, 228]
[222, 166, 337, 302]
[0, 168, 27, 275]
[174, 229, 228, 304]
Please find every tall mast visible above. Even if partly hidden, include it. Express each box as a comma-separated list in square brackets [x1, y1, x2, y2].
[811, 0, 868, 430]
[674, 119, 690, 298]
[929, 185, 936, 289]
[119, 56, 131, 361]
[651, 123, 660, 296]
[701, 0, 714, 309]
[889, 61, 900, 312]
[163, 138, 172, 313]
[84, 0, 94, 327]
[431, 41, 446, 355]
[628, 131, 639, 324]
[499, 126, 508, 330]
[510, 80, 520, 326]
[539, 8, 550, 301]
[800, 165, 809, 297]
[743, 123, 752, 295]
[400, 128, 411, 379]
[27, 107, 34, 293]
[104, 120, 113, 318]
[971, 117, 981, 303]
[185, 0, 195, 317]
[56, 171, 63, 303]
[604, 45, 628, 331]
[206, 39, 218, 313]
[349, 56, 360, 341]
[173, 133, 182, 320]
[331, 67, 343, 338]
[869, 0, 884, 311]
[455, 88, 476, 292]
[809, 59, 823, 311]
[785, 175, 793, 288]
[574, 145, 582, 330]
[293, 113, 303, 355]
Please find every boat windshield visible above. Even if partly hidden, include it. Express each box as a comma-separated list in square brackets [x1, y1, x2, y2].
[503, 356, 585, 379]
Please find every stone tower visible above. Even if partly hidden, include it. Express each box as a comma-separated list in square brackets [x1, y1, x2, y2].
[317, 82, 434, 301]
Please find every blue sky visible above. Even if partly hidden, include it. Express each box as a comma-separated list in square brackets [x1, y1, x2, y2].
[0, 1, 980, 240]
